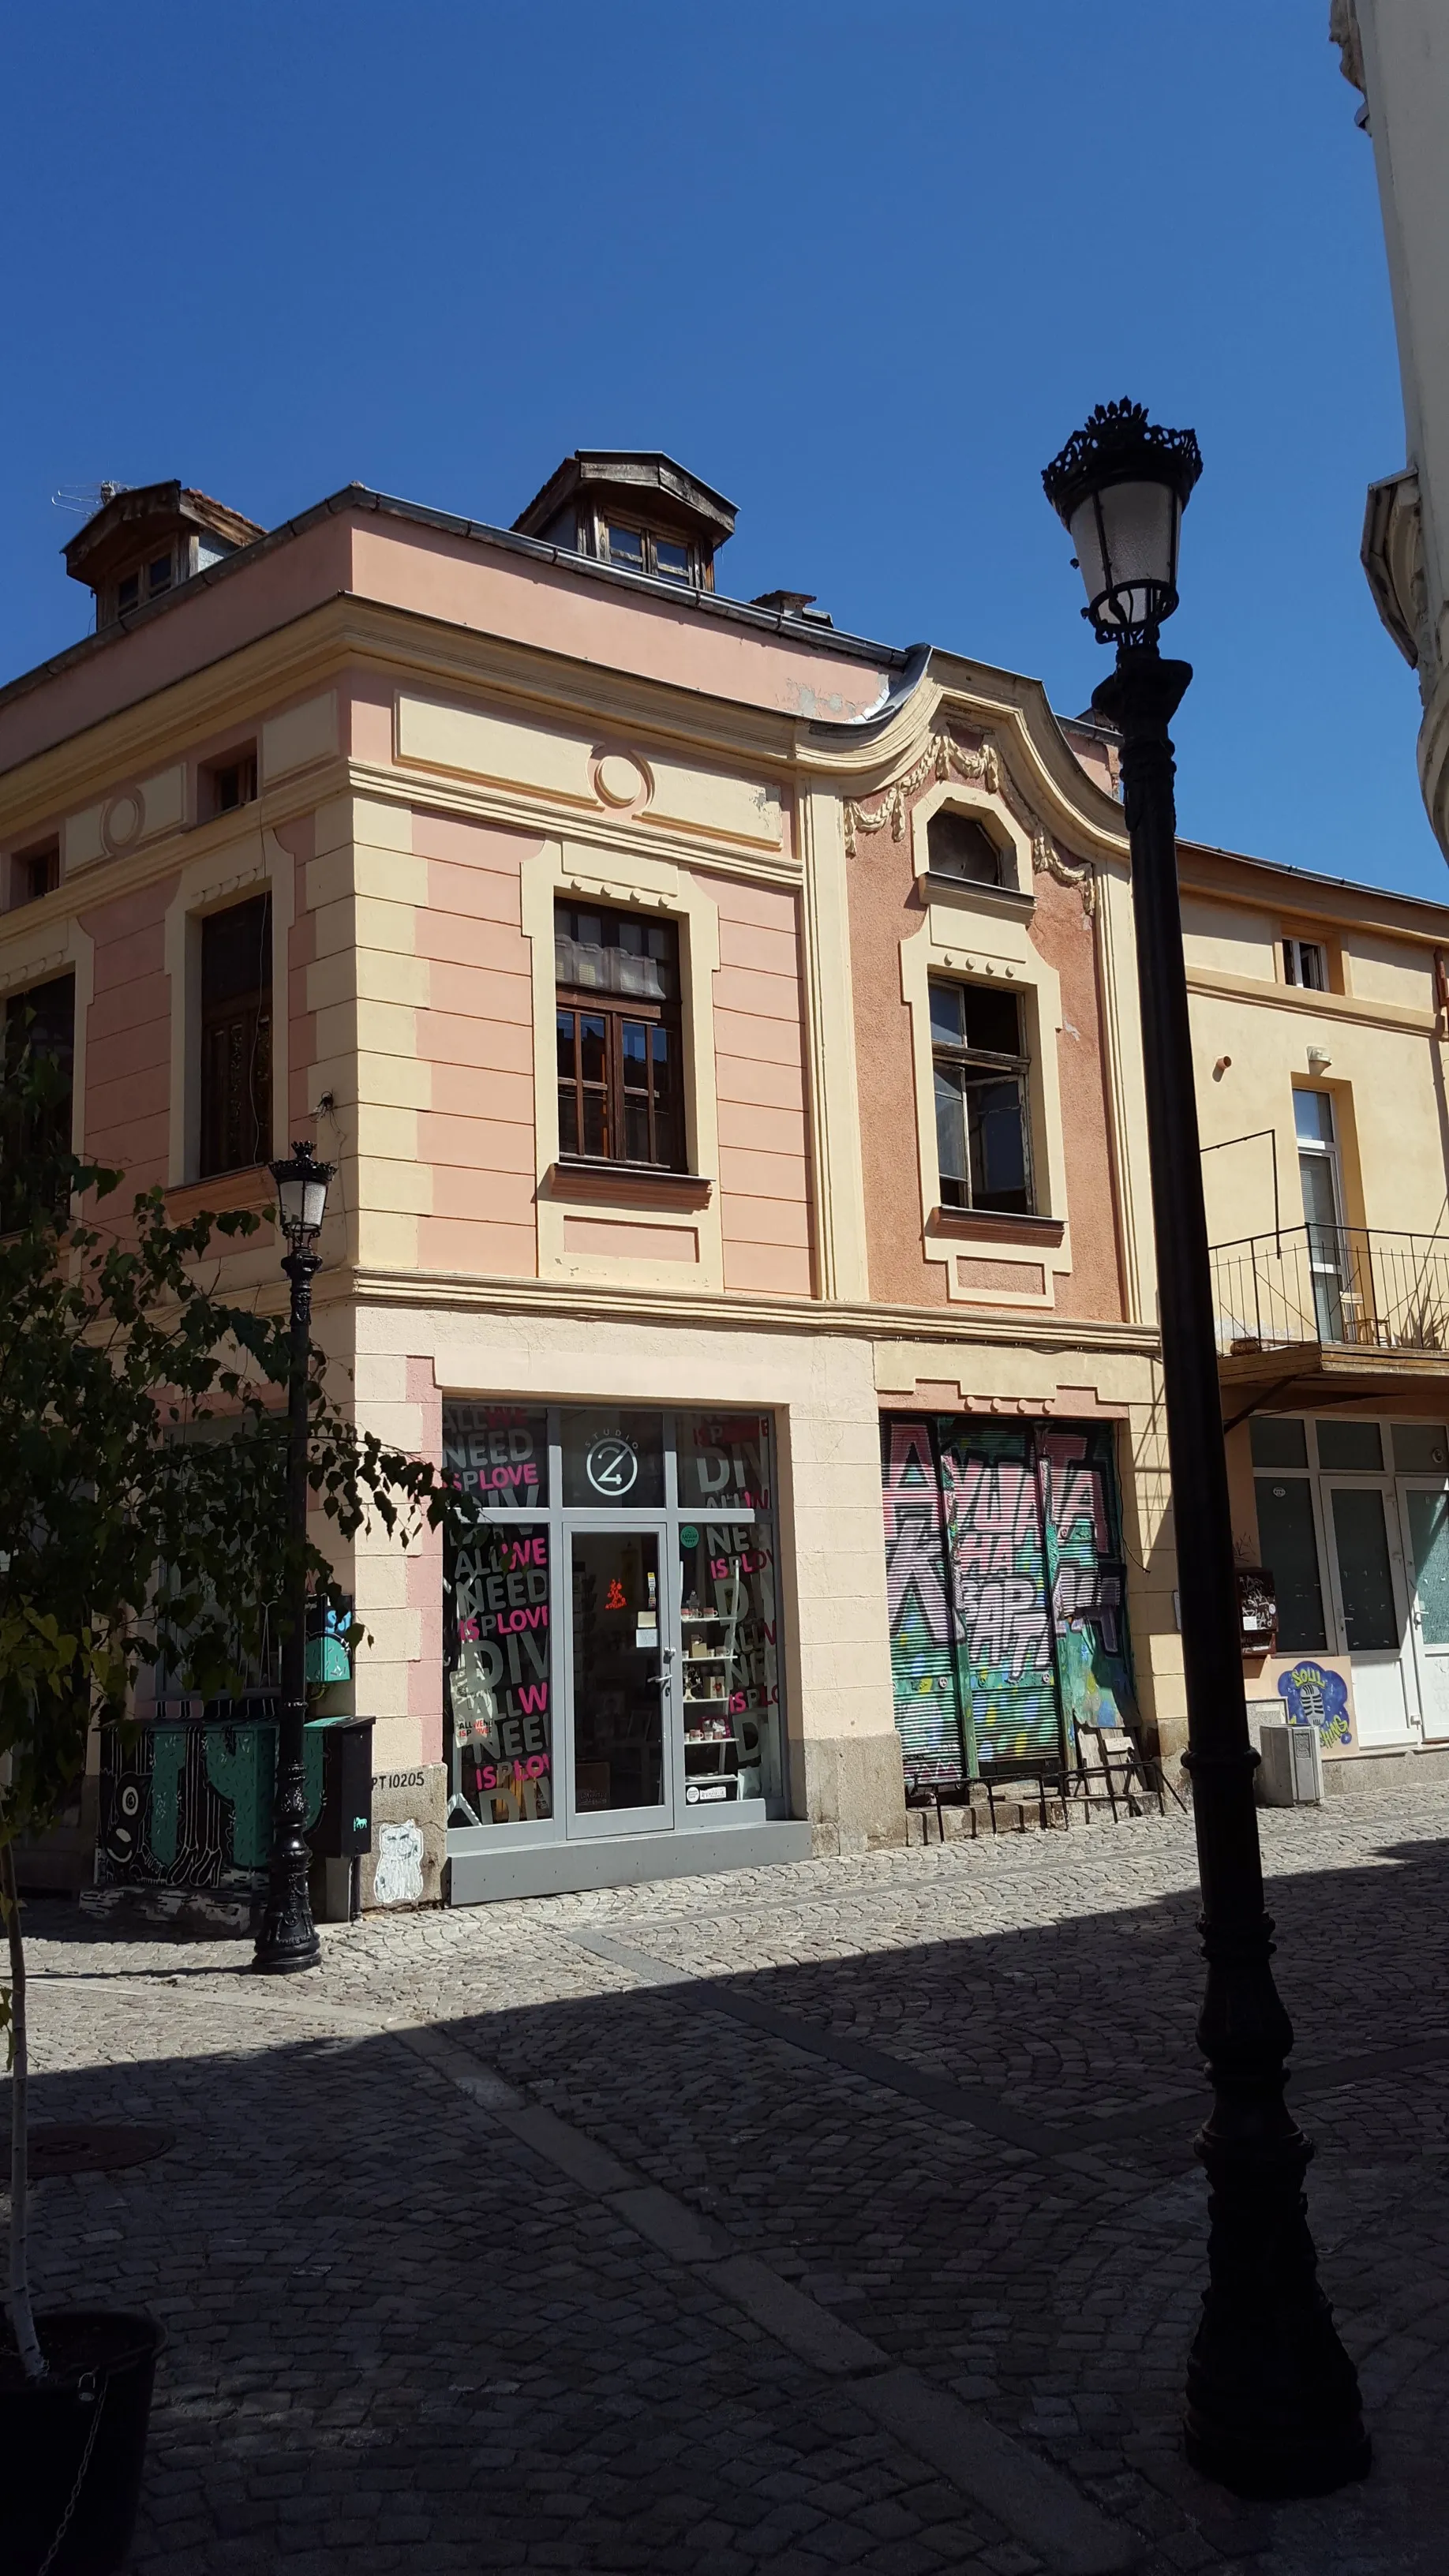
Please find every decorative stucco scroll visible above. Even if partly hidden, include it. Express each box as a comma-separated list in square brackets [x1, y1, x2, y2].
[1032, 828, 1096, 918]
[843, 734, 999, 857]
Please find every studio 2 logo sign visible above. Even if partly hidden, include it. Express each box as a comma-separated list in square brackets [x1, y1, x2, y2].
[585, 1432, 639, 1499]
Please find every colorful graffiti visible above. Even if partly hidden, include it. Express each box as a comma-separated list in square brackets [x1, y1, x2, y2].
[882, 1417, 1133, 1777]
[96, 1712, 326, 1891]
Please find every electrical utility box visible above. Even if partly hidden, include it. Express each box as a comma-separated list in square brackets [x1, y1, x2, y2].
[1257, 1720, 1324, 1807]
[305, 1715, 374, 1858]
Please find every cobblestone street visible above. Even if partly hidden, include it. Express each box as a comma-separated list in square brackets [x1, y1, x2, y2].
[9, 1784, 1449, 2574]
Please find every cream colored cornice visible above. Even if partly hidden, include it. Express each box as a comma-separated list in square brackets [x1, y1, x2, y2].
[0, 594, 816, 843]
[926, 655, 1129, 857]
[343, 601, 808, 773]
[346, 758, 803, 886]
[1185, 963, 1440, 1036]
[0, 597, 1131, 867]
[1179, 845, 1449, 947]
[0, 606, 358, 844]
[0, 773, 350, 960]
[796, 657, 1131, 863]
[328, 1262, 1161, 1357]
[0, 747, 807, 957]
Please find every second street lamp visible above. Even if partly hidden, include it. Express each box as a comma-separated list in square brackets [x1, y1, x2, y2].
[1042, 401, 1370, 2498]
[253, 1140, 335, 1976]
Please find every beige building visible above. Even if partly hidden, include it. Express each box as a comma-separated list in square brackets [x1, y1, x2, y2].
[1, 452, 1190, 1905]
[1186, 839, 1449, 1783]
[1332, 1, 1449, 860]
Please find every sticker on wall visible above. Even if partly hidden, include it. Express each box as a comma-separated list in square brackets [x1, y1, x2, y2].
[373, 1819, 425, 1906]
[1268, 1654, 1357, 1754]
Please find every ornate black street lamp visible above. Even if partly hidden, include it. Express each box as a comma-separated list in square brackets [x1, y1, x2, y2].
[1043, 402, 1370, 2498]
[253, 1141, 335, 1975]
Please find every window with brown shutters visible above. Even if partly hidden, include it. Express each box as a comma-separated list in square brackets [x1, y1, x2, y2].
[555, 902, 685, 1171]
[1, 971, 74, 1228]
[199, 893, 271, 1178]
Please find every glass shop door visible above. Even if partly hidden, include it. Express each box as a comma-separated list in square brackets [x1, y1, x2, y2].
[1322, 1477, 1416, 1746]
[564, 1521, 676, 1837]
[1399, 1480, 1449, 1741]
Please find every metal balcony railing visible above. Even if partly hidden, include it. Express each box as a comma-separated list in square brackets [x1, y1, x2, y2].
[1210, 1223, 1449, 1357]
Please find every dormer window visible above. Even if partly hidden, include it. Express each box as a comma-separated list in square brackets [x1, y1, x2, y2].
[928, 811, 1005, 886]
[64, 481, 265, 632]
[601, 522, 696, 584]
[605, 523, 644, 573]
[515, 451, 734, 596]
[117, 552, 176, 616]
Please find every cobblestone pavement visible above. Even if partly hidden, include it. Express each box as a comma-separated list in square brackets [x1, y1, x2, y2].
[9, 1784, 1449, 2573]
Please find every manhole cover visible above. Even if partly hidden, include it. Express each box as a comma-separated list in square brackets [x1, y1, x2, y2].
[0, 2124, 175, 2182]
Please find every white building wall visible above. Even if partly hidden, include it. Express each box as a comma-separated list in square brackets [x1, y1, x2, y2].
[1334, 1, 1449, 855]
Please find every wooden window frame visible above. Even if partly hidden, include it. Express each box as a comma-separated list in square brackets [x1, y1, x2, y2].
[114, 549, 176, 619]
[2, 972, 75, 1226]
[555, 905, 687, 1174]
[200, 746, 259, 820]
[593, 516, 698, 587]
[198, 894, 272, 1180]
[9, 839, 60, 908]
[930, 976, 1034, 1215]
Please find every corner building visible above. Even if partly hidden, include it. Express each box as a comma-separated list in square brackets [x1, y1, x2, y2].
[0, 455, 1185, 1903]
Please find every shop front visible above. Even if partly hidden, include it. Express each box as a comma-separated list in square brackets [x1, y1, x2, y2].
[882, 1413, 1136, 1780]
[1245, 1413, 1449, 1767]
[441, 1401, 811, 1900]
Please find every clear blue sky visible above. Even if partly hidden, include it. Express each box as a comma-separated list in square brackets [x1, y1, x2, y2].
[2, 2, 1440, 898]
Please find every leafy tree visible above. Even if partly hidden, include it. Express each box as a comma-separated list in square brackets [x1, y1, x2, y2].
[0, 1025, 468, 2375]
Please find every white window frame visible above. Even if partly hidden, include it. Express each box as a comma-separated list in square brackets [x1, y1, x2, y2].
[1282, 936, 1327, 990]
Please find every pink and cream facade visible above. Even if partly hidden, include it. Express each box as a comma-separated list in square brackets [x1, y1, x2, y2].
[0, 460, 1185, 1903]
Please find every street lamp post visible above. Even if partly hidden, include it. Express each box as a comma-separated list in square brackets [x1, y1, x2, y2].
[253, 1141, 335, 1977]
[1043, 402, 1370, 2499]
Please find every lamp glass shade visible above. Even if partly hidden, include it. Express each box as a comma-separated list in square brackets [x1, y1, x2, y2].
[1042, 401, 1202, 642]
[1069, 479, 1179, 633]
[271, 1156, 331, 1237]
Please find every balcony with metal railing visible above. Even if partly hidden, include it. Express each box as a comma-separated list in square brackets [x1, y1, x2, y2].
[1210, 1222, 1449, 1411]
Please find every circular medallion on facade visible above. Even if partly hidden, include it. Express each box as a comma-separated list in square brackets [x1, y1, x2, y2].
[102, 790, 144, 852]
[594, 752, 650, 810]
[585, 1434, 639, 1497]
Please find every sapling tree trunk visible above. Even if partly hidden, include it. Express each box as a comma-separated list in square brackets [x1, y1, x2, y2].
[2, 1837, 43, 2378]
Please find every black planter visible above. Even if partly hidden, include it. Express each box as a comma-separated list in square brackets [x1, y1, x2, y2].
[0, 2312, 164, 2576]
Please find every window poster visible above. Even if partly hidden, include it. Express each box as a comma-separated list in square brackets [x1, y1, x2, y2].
[560, 1409, 665, 1508]
[447, 1522, 553, 1826]
[442, 1402, 548, 1512]
[679, 1515, 783, 1807]
[679, 1413, 773, 1515]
